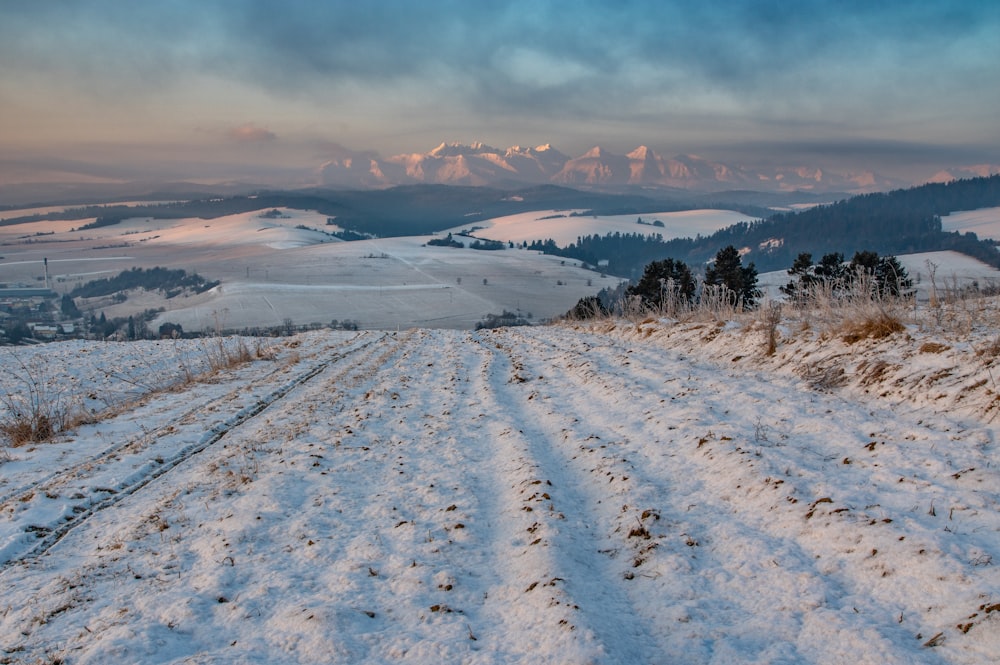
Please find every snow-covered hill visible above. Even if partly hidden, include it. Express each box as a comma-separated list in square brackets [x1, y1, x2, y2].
[444, 208, 754, 247]
[1, 311, 999, 663]
[0, 207, 625, 332]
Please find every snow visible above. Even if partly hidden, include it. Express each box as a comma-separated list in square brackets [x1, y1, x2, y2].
[138, 209, 337, 250]
[141, 236, 622, 331]
[1, 309, 999, 663]
[0, 208, 623, 332]
[444, 209, 752, 246]
[758, 251, 1000, 301]
[942, 207, 1000, 240]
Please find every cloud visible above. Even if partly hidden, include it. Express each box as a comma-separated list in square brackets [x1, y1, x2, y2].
[228, 123, 277, 143]
[1, 1, 998, 161]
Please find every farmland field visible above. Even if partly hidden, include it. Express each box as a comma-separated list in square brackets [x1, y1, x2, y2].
[1, 316, 998, 663]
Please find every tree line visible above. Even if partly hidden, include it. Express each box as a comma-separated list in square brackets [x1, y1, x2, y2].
[570, 247, 913, 318]
[69, 267, 219, 299]
[536, 175, 1000, 277]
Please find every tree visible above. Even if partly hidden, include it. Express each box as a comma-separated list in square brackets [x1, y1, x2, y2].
[875, 254, 913, 297]
[159, 322, 184, 338]
[626, 258, 696, 312]
[60, 294, 81, 319]
[781, 250, 912, 304]
[704, 245, 760, 308]
[5, 322, 32, 343]
[783, 252, 850, 302]
[567, 295, 606, 320]
[779, 252, 816, 302]
[849, 250, 880, 274]
[814, 252, 848, 290]
[848, 251, 913, 297]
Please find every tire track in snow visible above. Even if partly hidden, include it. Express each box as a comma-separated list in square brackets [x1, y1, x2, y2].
[471, 328, 664, 663]
[296, 328, 503, 661]
[0, 335, 358, 510]
[249, 327, 595, 662]
[0, 332, 385, 572]
[0, 331, 413, 661]
[488, 327, 861, 661]
[498, 325, 981, 662]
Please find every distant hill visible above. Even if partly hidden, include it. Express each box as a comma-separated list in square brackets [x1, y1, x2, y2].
[530, 175, 1000, 276]
[1, 184, 771, 238]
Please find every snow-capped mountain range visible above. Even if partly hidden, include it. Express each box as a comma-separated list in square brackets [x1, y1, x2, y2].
[315, 141, 944, 193]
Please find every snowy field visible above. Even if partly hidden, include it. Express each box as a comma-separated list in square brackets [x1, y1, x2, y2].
[5, 205, 1000, 333]
[1, 312, 999, 663]
[0, 208, 625, 331]
[444, 209, 753, 246]
[942, 206, 1000, 240]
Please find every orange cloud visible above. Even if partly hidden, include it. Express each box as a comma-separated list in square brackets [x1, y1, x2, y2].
[229, 123, 277, 142]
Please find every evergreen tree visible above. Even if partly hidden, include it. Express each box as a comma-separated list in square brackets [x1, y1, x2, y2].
[814, 252, 847, 284]
[60, 294, 82, 318]
[780, 252, 816, 302]
[875, 255, 913, 297]
[567, 296, 606, 320]
[704, 245, 760, 308]
[848, 251, 913, 297]
[626, 258, 696, 312]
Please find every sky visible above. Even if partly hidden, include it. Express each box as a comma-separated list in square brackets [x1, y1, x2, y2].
[1, 0, 998, 190]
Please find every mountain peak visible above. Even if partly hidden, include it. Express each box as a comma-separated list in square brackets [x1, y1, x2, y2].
[324, 140, 909, 193]
[429, 141, 498, 158]
[628, 145, 655, 160]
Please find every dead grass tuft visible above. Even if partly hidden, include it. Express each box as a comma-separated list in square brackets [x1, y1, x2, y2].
[976, 336, 1000, 359]
[0, 353, 76, 447]
[841, 311, 905, 344]
[762, 301, 782, 356]
[0, 412, 56, 447]
[204, 337, 255, 373]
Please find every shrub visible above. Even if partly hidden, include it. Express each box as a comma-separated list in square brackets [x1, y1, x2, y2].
[841, 310, 906, 344]
[567, 296, 607, 320]
[475, 311, 530, 330]
[0, 355, 70, 446]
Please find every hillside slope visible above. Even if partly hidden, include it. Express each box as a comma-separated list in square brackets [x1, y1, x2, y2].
[0, 320, 998, 663]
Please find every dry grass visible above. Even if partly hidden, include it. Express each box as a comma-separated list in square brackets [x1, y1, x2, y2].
[761, 302, 783, 356]
[0, 335, 278, 448]
[840, 310, 906, 344]
[975, 336, 1000, 359]
[204, 338, 254, 372]
[0, 354, 74, 447]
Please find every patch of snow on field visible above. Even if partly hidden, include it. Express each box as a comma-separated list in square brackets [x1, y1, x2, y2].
[149, 236, 622, 331]
[0, 312, 999, 663]
[145, 209, 335, 249]
[445, 209, 753, 245]
[942, 206, 1000, 240]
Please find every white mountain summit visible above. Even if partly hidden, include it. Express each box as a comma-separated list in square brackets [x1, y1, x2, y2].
[315, 141, 907, 193]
